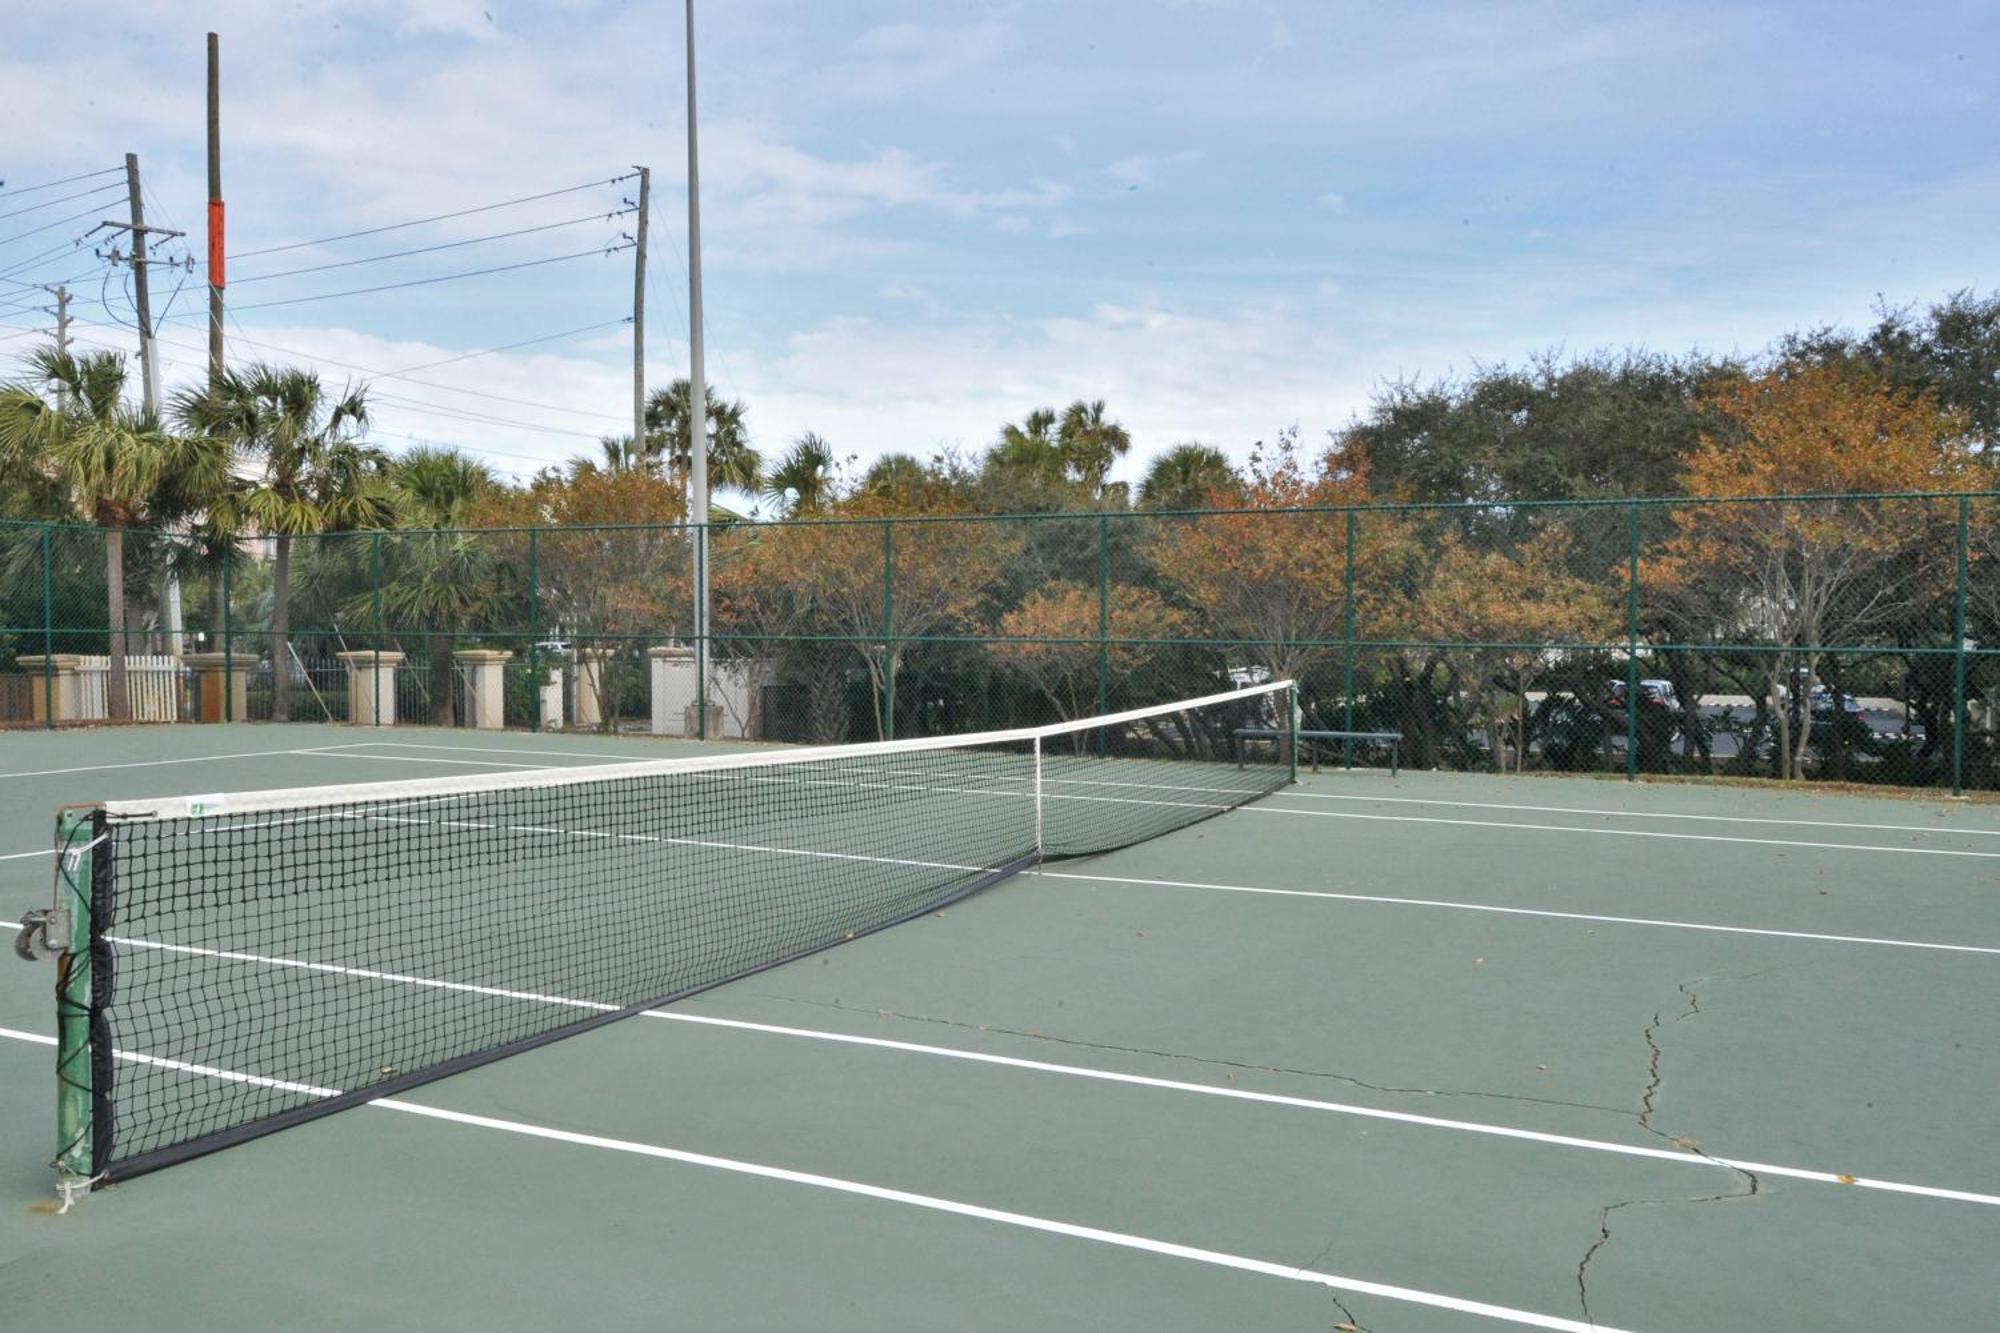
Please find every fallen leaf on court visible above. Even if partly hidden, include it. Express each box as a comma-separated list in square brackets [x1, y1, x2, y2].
[1473, 957, 1485, 966]
[1335, 1324, 1357, 1331]
[1670, 1135, 1700, 1152]
[1838, 1173, 1858, 1185]
[1536, 1064, 1549, 1071]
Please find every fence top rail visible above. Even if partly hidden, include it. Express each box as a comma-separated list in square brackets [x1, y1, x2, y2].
[2, 488, 1996, 543]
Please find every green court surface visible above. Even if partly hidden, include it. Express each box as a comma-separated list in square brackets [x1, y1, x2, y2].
[2, 724, 1997, 1330]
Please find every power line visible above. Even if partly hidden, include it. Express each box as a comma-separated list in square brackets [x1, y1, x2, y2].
[391, 318, 634, 373]
[163, 243, 636, 315]
[229, 208, 636, 285]
[0, 166, 124, 199]
[0, 201, 125, 249]
[0, 180, 123, 222]
[225, 174, 641, 261]
[0, 239, 92, 282]
[209, 322, 632, 423]
[368, 389, 608, 440]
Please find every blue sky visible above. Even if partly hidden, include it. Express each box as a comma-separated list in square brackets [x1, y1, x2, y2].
[2, 1, 1995, 492]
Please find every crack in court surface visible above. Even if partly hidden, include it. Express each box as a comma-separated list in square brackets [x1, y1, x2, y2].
[733, 992, 1638, 1118]
[1575, 975, 1765, 1327]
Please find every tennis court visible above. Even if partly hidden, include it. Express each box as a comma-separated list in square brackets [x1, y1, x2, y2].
[3, 714, 1998, 1331]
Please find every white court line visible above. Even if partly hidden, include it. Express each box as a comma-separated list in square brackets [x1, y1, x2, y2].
[0, 847, 51, 862]
[652, 1012, 2000, 1209]
[97, 934, 2000, 1209]
[1269, 790, 2000, 838]
[0, 1024, 1622, 1333]
[318, 740, 688, 763]
[0, 745, 363, 781]
[1245, 805, 2000, 859]
[1032, 870, 2000, 957]
[295, 749, 553, 770]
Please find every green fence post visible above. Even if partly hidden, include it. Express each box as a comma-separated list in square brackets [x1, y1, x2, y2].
[1626, 501, 1641, 781]
[40, 525, 54, 731]
[222, 543, 234, 722]
[53, 807, 99, 1195]
[696, 523, 709, 741]
[526, 530, 541, 732]
[1096, 512, 1110, 723]
[1342, 510, 1356, 769]
[1288, 680, 1300, 786]
[881, 519, 895, 741]
[370, 531, 384, 728]
[1954, 495, 1970, 797]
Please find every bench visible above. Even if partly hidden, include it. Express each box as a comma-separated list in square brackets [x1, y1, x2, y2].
[1233, 727, 1403, 776]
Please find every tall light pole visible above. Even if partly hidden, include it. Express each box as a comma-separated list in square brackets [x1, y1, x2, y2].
[684, 0, 710, 735]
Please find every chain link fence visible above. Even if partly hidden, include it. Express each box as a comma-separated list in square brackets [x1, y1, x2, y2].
[4, 492, 1996, 793]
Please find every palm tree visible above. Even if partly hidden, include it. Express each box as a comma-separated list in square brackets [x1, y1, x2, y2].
[860, 452, 930, 501]
[376, 446, 499, 726]
[1056, 398, 1132, 492]
[1138, 442, 1242, 510]
[989, 408, 1065, 484]
[763, 433, 838, 515]
[643, 378, 762, 494]
[0, 347, 231, 719]
[175, 364, 391, 722]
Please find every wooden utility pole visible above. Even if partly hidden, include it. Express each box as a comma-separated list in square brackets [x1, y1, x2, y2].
[207, 32, 225, 388]
[53, 285, 69, 357]
[632, 165, 649, 459]
[124, 153, 160, 417]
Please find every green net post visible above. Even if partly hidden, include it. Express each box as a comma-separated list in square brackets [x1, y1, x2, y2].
[527, 529, 541, 733]
[1625, 500, 1641, 781]
[1096, 512, 1110, 755]
[371, 530, 384, 728]
[1341, 510, 1356, 769]
[1953, 495, 1969, 797]
[881, 519, 895, 741]
[40, 524, 54, 731]
[53, 807, 99, 1199]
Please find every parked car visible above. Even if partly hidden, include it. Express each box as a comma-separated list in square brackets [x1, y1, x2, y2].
[1608, 678, 1681, 711]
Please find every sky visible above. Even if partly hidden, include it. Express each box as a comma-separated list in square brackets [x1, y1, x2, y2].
[2, 0, 1996, 497]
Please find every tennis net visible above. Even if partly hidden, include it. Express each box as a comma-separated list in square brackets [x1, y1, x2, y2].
[38, 679, 1293, 1190]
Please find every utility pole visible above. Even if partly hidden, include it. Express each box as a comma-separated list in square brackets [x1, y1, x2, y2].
[124, 153, 161, 418]
[207, 31, 225, 388]
[632, 165, 649, 459]
[685, 0, 710, 733]
[53, 285, 69, 357]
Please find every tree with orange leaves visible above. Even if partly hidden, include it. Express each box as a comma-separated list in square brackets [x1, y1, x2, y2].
[993, 581, 1185, 727]
[1147, 429, 1414, 682]
[470, 463, 691, 728]
[714, 493, 1022, 741]
[1412, 529, 1621, 770]
[1647, 363, 1976, 778]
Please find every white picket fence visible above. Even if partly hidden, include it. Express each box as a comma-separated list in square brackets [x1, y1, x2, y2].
[75, 655, 187, 722]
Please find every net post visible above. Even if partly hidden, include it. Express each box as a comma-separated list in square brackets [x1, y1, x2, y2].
[1953, 495, 1969, 797]
[40, 524, 54, 732]
[1341, 510, 1356, 769]
[1625, 500, 1640, 781]
[881, 519, 895, 741]
[1032, 735, 1044, 857]
[52, 807, 101, 1202]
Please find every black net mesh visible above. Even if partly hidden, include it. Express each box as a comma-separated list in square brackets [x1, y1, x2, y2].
[70, 683, 1291, 1181]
